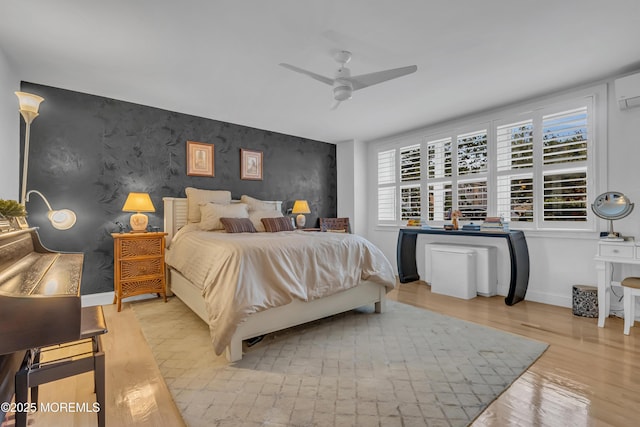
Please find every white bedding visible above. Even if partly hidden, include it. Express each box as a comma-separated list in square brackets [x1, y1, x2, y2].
[165, 225, 396, 355]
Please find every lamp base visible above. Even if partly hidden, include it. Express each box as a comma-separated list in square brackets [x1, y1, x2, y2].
[130, 213, 149, 232]
[296, 214, 306, 229]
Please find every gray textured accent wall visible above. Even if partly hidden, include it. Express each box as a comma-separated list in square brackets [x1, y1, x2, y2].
[20, 82, 337, 295]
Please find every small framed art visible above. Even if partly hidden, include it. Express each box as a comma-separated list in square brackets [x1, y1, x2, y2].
[186, 141, 214, 177]
[240, 149, 263, 180]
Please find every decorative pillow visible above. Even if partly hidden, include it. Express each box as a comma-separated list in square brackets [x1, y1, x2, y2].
[186, 187, 232, 223]
[261, 216, 295, 232]
[220, 217, 256, 233]
[249, 209, 283, 232]
[240, 195, 277, 212]
[199, 203, 249, 231]
[327, 229, 347, 233]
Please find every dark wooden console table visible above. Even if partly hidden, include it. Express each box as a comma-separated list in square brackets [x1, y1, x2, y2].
[397, 228, 530, 305]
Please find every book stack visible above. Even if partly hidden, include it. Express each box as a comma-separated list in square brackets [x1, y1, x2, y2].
[480, 216, 504, 232]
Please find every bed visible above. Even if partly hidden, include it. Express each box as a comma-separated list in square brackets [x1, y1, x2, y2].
[163, 195, 396, 362]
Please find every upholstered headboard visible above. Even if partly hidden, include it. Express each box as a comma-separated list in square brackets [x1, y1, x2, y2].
[163, 197, 283, 245]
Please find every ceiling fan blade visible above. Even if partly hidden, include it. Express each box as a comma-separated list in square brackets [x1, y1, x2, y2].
[350, 65, 417, 90]
[279, 63, 334, 86]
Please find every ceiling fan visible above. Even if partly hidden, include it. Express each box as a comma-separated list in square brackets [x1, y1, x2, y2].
[279, 51, 417, 109]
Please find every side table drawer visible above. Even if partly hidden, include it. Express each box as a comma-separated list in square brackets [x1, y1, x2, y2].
[119, 238, 163, 258]
[120, 277, 164, 298]
[599, 244, 634, 258]
[120, 258, 163, 279]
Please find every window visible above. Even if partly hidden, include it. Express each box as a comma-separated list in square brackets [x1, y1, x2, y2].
[426, 138, 452, 220]
[374, 91, 598, 231]
[496, 120, 534, 222]
[457, 130, 488, 175]
[540, 107, 589, 224]
[377, 150, 396, 223]
[458, 179, 487, 221]
[400, 144, 420, 220]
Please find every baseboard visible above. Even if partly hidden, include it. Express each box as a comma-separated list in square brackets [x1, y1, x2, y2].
[524, 289, 572, 308]
[81, 291, 156, 307]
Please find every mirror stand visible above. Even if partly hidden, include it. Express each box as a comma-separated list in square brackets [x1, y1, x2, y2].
[591, 191, 634, 240]
[606, 219, 620, 239]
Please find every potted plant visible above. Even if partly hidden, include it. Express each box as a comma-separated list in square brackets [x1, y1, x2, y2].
[0, 199, 27, 231]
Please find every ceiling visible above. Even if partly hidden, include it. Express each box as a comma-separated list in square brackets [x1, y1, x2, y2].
[2, 1, 640, 144]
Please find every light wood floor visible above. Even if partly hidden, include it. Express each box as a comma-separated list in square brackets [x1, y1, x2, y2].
[391, 282, 640, 427]
[2, 303, 185, 427]
[4, 283, 640, 426]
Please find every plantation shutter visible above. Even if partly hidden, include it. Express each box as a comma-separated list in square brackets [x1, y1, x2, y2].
[496, 120, 534, 222]
[427, 138, 452, 179]
[542, 107, 588, 165]
[426, 138, 452, 220]
[428, 183, 452, 221]
[541, 106, 589, 222]
[543, 171, 587, 221]
[400, 144, 420, 220]
[458, 179, 487, 221]
[377, 149, 396, 222]
[457, 130, 488, 175]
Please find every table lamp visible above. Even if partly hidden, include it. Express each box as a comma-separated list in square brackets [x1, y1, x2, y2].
[292, 200, 311, 228]
[122, 192, 155, 232]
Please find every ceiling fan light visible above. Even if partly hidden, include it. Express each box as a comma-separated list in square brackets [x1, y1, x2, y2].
[333, 85, 352, 101]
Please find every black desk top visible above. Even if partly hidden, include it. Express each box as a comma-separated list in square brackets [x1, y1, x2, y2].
[399, 227, 522, 238]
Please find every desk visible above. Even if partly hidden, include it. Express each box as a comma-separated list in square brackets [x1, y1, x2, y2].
[397, 228, 530, 305]
[594, 239, 639, 327]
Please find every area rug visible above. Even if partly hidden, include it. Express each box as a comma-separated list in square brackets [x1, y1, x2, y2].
[132, 297, 547, 427]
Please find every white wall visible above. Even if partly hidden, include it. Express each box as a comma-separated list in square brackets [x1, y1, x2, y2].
[0, 47, 19, 199]
[364, 72, 640, 310]
[337, 139, 367, 235]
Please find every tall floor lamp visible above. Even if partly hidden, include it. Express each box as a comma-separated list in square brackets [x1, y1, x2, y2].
[16, 91, 77, 230]
[16, 91, 44, 206]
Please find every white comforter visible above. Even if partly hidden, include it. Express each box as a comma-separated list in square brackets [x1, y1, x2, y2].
[165, 225, 396, 355]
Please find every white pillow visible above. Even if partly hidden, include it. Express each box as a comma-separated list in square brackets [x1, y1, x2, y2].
[199, 203, 249, 231]
[240, 195, 277, 212]
[186, 187, 231, 223]
[249, 209, 283, 232]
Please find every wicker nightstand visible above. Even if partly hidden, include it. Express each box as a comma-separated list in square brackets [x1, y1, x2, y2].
[112, 232, 167, 312]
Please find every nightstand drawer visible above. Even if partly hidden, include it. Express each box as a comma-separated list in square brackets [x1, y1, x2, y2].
[599, 244, 634, 258]
[120, 277, 164, 298]
[120, 258, 163, 279]
[119, 237, 163, 258]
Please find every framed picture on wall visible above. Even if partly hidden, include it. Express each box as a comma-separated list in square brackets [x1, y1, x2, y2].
[240, 149, 263, 180]
[186, 141, 214, 177]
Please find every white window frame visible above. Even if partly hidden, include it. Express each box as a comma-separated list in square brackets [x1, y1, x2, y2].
[372, 85, 605, 233]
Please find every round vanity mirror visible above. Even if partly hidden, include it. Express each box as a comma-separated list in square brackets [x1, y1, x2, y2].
[591, 192, 634, 238]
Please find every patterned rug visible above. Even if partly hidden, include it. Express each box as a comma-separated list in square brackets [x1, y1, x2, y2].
[132, 297, 547, 427]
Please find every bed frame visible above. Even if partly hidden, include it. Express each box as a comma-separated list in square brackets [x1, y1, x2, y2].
[163, 197, 387, 362]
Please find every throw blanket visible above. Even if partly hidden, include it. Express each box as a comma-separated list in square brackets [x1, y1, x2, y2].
[166, 226, 396, 354]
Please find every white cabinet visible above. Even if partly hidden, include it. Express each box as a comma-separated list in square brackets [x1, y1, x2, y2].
[594, 239, 639, 328]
